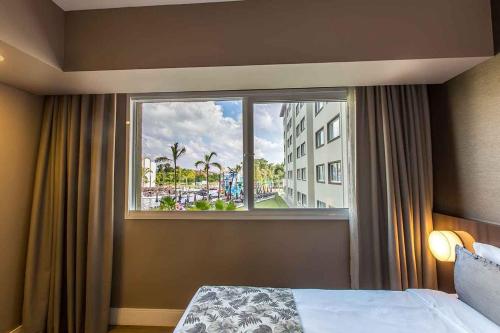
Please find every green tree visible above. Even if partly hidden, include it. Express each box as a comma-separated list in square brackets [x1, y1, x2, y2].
[156, 142, 186, 201]
[194, 152, 221, 199]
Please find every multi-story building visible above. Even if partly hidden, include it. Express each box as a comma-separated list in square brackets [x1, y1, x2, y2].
[281, 101, 348, 208]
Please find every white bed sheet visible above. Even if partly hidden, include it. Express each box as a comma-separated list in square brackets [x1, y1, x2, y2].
[294, 289, 500, 333]
[175, 288, 499, 333]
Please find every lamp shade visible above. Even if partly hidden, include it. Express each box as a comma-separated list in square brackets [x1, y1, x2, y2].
[429, 231, 463, 262]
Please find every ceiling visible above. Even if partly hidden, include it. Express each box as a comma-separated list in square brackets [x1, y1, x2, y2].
[52, 0, 240, 11]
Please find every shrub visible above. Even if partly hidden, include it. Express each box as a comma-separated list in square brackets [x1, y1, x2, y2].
[214, 199, 225, 211]
[225, 201, 236, 211]
[160, 197, 176, 211]
[195, 200, 211, 210]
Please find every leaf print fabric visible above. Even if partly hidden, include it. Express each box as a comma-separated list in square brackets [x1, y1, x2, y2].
[177, 286, 303, 333]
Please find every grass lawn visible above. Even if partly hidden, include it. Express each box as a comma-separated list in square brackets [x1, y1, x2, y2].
[255, 195, 289, 208]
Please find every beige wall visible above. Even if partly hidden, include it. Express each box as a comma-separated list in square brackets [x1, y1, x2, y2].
[429, 54, 500, 224]
[64, 0, 493, 71]
[111, 95, 350, 309]
[0, 83, 42, 332]
[0, 0, 64, 67]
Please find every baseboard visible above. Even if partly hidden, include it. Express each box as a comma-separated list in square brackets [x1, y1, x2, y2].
[109, 308, 185, 327]
[9, 326, 22, 333]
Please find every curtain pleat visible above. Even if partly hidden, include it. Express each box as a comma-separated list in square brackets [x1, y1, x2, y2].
[22, 95, 116, 333]
[352, 86, 437, 290]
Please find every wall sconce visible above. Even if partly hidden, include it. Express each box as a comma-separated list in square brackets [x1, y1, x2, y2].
[429, 231, 463, 262]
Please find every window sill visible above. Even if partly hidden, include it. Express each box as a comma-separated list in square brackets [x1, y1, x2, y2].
[124, 208, 349, 220]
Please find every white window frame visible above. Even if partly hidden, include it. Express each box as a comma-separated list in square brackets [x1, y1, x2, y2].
[125, 88, 348, 220]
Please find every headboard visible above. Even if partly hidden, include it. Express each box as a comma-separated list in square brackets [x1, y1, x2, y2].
[433, 213, 500, 293]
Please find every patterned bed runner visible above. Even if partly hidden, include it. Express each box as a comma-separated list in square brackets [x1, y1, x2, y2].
[177, 286, 304, 333]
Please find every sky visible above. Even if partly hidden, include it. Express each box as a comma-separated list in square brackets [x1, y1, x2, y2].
[141, 100, 284, 170]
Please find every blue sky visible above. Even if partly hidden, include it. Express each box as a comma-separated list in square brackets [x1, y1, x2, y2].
[142, 100, 284, 169]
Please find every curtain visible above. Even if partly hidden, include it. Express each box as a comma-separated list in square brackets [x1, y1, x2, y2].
[22, 95, 116, 333]
[350, 85, 437, 290]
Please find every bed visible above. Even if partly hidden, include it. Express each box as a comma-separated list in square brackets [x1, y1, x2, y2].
[174, 286, 500, 333]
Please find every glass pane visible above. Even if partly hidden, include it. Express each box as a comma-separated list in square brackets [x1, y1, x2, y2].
[140, 99, 244, 211]
[253, 101, 348, 209]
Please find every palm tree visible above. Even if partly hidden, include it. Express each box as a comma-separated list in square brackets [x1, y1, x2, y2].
[227, 164, 242, 200]
[156, 142, 186, 201]
[195, 152, 221, 200]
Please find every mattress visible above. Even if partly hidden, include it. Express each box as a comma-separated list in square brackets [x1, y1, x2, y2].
[175, 288, 500, 333]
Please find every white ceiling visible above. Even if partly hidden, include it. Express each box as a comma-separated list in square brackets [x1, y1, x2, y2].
[52, 0, 241, 11]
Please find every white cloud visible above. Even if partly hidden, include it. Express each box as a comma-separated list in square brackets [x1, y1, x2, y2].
[142, 101, 243, 169]
[142, 101, 285, 170]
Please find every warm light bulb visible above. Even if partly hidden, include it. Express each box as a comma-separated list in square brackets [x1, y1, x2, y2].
[0, 54, 5, 62]
[429, 231, 463, 262]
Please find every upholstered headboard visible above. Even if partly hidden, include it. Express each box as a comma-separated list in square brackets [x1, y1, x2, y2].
[433, 213, 500, 293]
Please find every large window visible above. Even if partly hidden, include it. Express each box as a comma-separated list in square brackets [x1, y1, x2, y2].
[327, 115, 340, 141]
[316, 164, 325, 183]
[127, 90, 349, 217]
[315, 127, 325, 148]
[328, 161, 342, 184]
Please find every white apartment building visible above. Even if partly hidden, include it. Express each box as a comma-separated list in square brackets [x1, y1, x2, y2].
[281, 101, 348, 208]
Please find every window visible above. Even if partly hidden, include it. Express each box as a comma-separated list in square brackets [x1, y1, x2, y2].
[315, 127, 325, 148]
[328, 161, 342, 184]
[316, 164, 325, 183]
[315, 101, 326, 115]
[327, 115, 340, 142]
[127, 90, 349, 216]
[316, 200, 327, 208]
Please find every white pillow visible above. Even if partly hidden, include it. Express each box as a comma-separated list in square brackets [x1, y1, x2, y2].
[473, 242, 500, 265]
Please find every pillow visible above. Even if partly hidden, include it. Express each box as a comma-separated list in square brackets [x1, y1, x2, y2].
[454, 246, 500, 326]
[473, 242, 500, 266]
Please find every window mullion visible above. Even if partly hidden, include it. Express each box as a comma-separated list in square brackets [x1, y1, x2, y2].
[243, 97, 254, 210]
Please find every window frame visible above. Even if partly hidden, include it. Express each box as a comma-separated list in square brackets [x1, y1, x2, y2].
[315, 127, 325, 148]
[316, 164, 326, 183]
[328, 160, 342, 184]
[327, 114, 341, 142]
[125, 88, 348, 220]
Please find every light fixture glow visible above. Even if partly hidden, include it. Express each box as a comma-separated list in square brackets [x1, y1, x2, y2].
[429, 231, 463, 262]
[0, 54, 5, 62]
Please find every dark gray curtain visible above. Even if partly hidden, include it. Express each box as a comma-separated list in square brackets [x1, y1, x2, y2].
[352, 85, 437, 290]
[22, 95, 116, 333]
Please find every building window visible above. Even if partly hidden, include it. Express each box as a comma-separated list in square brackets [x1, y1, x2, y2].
[128, 91, 349, 216]
[327, 115, 340, 142]
[316, 200, 327, 208]
[300, 142, 306, 157]
[316, 164, 325, 183]
[328, 161, 342, 184]
[297, 191, 302, 205]
[315, 101, 326, 115]
[315, 127, 325, 148]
